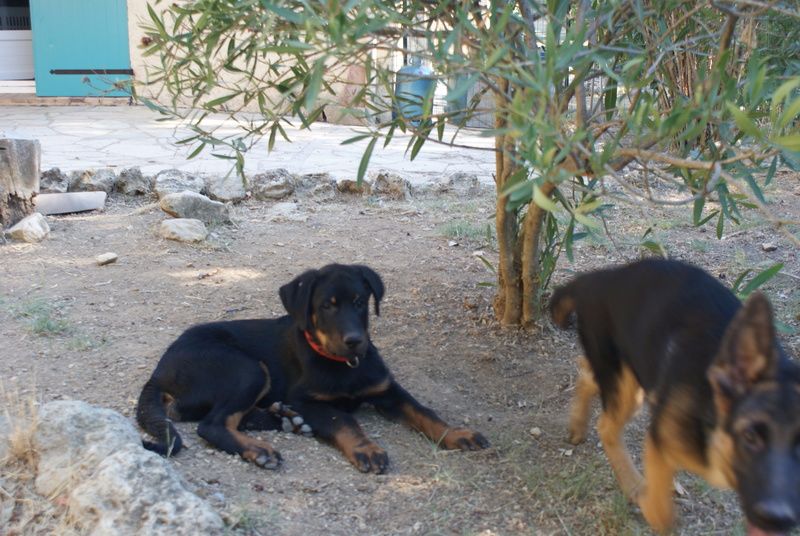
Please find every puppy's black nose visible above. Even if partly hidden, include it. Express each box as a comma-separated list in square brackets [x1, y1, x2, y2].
[752, 499, 797, 531]
[343, 334, 364, 349]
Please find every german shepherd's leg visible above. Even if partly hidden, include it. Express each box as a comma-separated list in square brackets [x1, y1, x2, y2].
[568, 356, 599, 445]
[639, 431, 676, 533]
[196, 361, 281, 469]
[597, 365, 645, 501]
[292, 400, 389, 474]
[370, 381, 490, 450]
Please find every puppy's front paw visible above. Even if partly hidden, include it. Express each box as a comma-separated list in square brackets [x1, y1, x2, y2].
[270, 402, 313, 437]
[348, 441, 389, 474]
[442, 427, 490, 451]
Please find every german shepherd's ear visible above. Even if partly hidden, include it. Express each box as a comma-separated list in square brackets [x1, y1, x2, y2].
[708, 292, 779, 412]
[279, 269, 318, 331]
[353, 265, 384, 316]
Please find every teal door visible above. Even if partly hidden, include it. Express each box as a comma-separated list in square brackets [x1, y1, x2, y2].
[29, 0, 131, 97]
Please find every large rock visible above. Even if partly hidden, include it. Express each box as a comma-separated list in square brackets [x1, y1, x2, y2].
[153, 169, 205, 199]
[69, 168, 118, 194]
[0, 138, 40, 227]
[249, 169, 295, 200]
[336, 178, 371, 195]
[118, 167, 153, 196]
[69, 444, 226, 535]
[159, 218, 208, 242]
[205, 175, 246, 203]
[296, 173, 337, 201]
[27, 401, 225, 535]
[6, 212, 49, 242]
[40, 168, 69, 193]
[0, 414, 8, 461]
[371, 170, 410, 199]
[33, 400, 141, 498]
[159, 191, 230, 223]
[430, 172, 482, 198]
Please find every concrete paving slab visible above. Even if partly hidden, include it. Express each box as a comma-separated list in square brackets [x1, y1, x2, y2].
[0, 105, 496, 186]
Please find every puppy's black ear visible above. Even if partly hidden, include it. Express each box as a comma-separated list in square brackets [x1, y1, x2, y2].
[354, 265, 384, 316]
[708, 292, 779, 414]
[279, 269, 318, 331]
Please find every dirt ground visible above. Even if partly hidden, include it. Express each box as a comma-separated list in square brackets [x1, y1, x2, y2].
[1, 170, 798, 536]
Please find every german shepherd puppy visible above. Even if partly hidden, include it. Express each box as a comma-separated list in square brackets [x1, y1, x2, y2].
[550, 259, 800, 535]
[136, 264, 488, 473]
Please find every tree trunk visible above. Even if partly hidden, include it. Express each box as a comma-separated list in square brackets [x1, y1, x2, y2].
[492, 80, 523, 326]
[520, 181, 556, 326]
[0, 139, 40, 228]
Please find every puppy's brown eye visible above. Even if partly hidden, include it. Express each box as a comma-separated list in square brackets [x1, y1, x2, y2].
[741, 423, 765, 452]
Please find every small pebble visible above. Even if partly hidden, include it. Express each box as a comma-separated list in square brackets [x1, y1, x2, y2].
[95, 252, 118, 266]
[761, 242, 778, 252]
[529, 427, 542, 438]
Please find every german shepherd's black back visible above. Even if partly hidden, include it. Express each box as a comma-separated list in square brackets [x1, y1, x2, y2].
[551, 259, 800, 535]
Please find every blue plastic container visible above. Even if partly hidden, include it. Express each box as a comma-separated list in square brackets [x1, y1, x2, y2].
[394, 61, 436, 123]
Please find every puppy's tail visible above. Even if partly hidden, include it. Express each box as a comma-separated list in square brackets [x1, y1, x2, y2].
[549, 282, 577, 328]
[136, 379, 183, 456]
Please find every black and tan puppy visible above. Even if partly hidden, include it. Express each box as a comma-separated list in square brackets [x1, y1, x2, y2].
[137, 264, 488, 473]
[550, 259, 800, 535]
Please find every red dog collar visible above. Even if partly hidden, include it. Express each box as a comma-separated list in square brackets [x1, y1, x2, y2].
[303, 331, 359, 367]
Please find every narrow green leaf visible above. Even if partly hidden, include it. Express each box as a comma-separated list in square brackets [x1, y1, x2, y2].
[765, 155, 778, 186]
[697, 210, 719, 227]
[773, 134, 800, 152]
[693, 197, 705, 225]
[205, 93, 237, 108]
[356, 137, 377, 185]
[146, 4, 167, 38]
[532, 184, 557, 212]
[574, 212, 600, 229]
[305, 58, 325, 111]
[474, 255, 496, 273]
[187, 142, 206, 160]
[731, 269, 752, 294]
[341, 134, 373, 145]
[778, 96, 800, 130]
[771, 78, 800, 119]
[739, 263, 784, 297]
[716, 211, 724, 239]
[410, 135, 426, 161]
[641, 240, 668, 258]
[564, 220, 575, 263]
[725, 102, 761, 139]
[742, 172, 765, 203]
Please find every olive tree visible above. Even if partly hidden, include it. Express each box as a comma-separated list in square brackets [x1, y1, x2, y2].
[139, 0, 800, 326]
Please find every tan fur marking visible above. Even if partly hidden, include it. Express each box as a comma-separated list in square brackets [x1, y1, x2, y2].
[568, 356, 599, 444]
[596, 364, 644, 500]
[639, 433, 676, 533]
[552, 295, 576, 327]
[655, 388, 735, 489]
[225, 411, 278, 457]
[332, 425, 384, 467]
[397, 403, 478, 449]
[356, 377, 391, 398]
[256, 362, 271, 402]
[313, 328, 333, 351]
[401, 402, 450, 443]
[310, 377, 392, 402]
